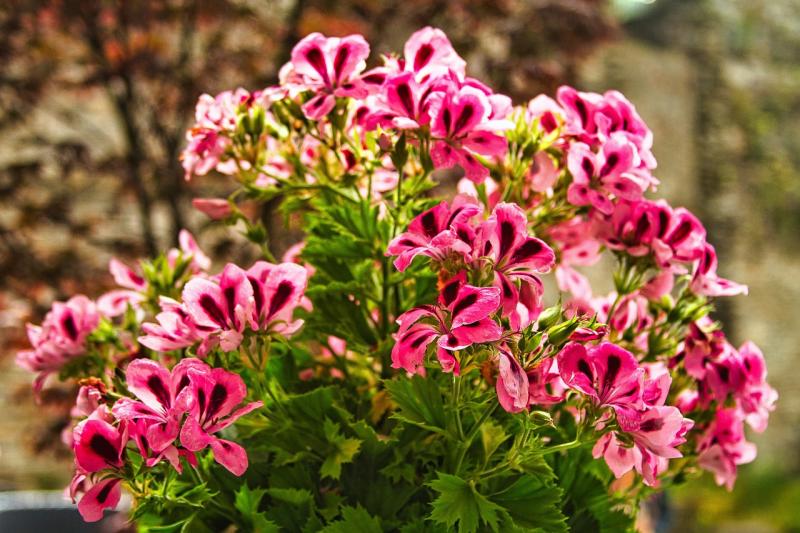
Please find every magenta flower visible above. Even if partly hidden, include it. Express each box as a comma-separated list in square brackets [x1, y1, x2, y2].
[244, 261, 308, 335]
[71, 474, 123, 523]
[112, 358, 204, 453]
[566, 137, 645, 215]
[476, 203, 555, 328]
[73, 416, 126, 474]
[179, 360, 263, 476]
[429, 82, 511, 183]
[697, 408, 756, 490]
[391, 273, 502, 375]
[289, 33, 371, 119]
[403, 26, 466, 80]
[496, 349, 529, 413]
[138, 297, 213, 354]
[17, 295, 99, 392]
[128, 418, 196, 473]
[690, 242, 748, 297]
[593, 405, 692, 487]
[736, 341, 778, 433]
[527, 358, 568, 406]
[558, 342, 644, 410]
[387, 196, 482, 271]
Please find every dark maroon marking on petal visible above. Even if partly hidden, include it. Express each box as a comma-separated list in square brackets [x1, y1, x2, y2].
[396, 82, 415, 116]
[701, 248, 714, 275]
[309, 96, 327, 110]
[456, 228, 472, 244]
[446, 206, 465, 228]
[399, 239, 417, 247]
[510, 239, 545, 264]
[656, 210, 670, 238]
[410, 332, 432, 349]
[206, 383, 228, 420]
[96, 480, 116, 504]
[639, 417, 664, 432]
[441, 278, 461, 307]
[460, 321, 483, 329]
[483, 241, 492, 256]
[445, 334, 460, 347]
[577, 359, 593, 381]
[196, 387, 207, 416]
[140, 434, 150, 453]
[333, 45, 350, 81]
[147, 375, 171, 407]
[499, 220, 515, 259]
[63, 314, 79, 341]
[414, 44, 434, 71]
[442, 107, 453, 134]
[451, 293, 478, 318]
[599, 153, 619, 177]
[575, 98, 589, 128]
[453, 104, 475, 136]
[667, 220, 692, 246]
[219, 440, 232, 450]
[224, 287, 237, 325]
[248, 277, 264, 317]
[581, 156, 595, 178]
[716, 365, 729, 384]
[602, 355, 622, 394]
[268, 281, 294, 318]
[89, 434, 119, 465]
[501, 276, 514, 298]
[420, 211, 438, 238]
[362, 73, 386, 85]
[634, 215, 651, 243]
[304, 47, 329, 84]
[199, 295, 227, 327]
[541, 112, 557, 132]
[177, 375, 191, 394]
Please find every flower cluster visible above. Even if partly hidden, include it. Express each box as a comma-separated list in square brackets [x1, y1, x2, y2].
[139, 260, 307, 356]
[69, 359, 262, 521]
[16, 27, 776, 528]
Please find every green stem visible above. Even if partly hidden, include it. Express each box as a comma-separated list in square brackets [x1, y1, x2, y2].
[454, 402, 499, 475]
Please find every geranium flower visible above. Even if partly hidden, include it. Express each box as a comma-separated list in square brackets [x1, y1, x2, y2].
[70, 473, 123, 523]
[476, 203, 555, 328]
[558, 341, 644, 410]
[112, 358, 205, 453]
[496, 349, 529, 413]
[179, 360, 263, 476]
[697, 408, 756, 490]
[387, 195, 482, 271]
[73, 415, 126, 474]
[17, 295, 99, 393]
[289, 33, 371, 119]
[429, 82, 511, 183]
[391, 273, 502, 375]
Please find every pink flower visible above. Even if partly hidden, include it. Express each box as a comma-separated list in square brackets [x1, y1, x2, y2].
[735, 341, 778, 433]
[391, 273, 502, 375]
[526, 95, 565, 135]
[387, 196, 482, 271]
[690, 242, 748, 297]
[72, 474, 123, 522]
[403, 26, 466, 80]
[593, 405, 692, 487]
[697, 408, 756, 490]
[112, 358, 204, 453]
[476, 203, 555, 328]
[244, 261, 308, 335]
[138, 297, 213, 354]
[17, 295, 99, 392]
[128, 418, 196, 473]
[179, 360, 263, 476]
[193, 198, 233, 220]
[526, 357, 567, 406]
[73, 416, 126, 474]
[496, 349, 529, 413]
[429, 82, 511, 182]
[558, 342, 644, 410]
[289, 33, 371, 119]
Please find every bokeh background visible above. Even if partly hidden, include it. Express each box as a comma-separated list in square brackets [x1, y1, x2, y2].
[1, 0, 798, 531]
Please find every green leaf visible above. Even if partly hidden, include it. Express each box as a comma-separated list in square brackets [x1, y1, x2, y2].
[321, 418, 362, 480]
[385, 376, 448, 434]
[235, 484, 267, 516]
[491, 475, 567, 533]
[320, 505, 382, 533]
[267, 487, 314, 506]
[428, 473, 503, 533]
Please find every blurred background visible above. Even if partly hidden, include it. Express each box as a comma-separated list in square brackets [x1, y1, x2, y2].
[0, 0, 798, 531]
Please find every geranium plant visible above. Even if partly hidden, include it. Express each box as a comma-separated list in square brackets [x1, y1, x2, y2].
[18, 28, 776, 532]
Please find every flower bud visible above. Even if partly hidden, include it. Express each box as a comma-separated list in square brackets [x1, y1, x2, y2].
[192, 198, 233, 220]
